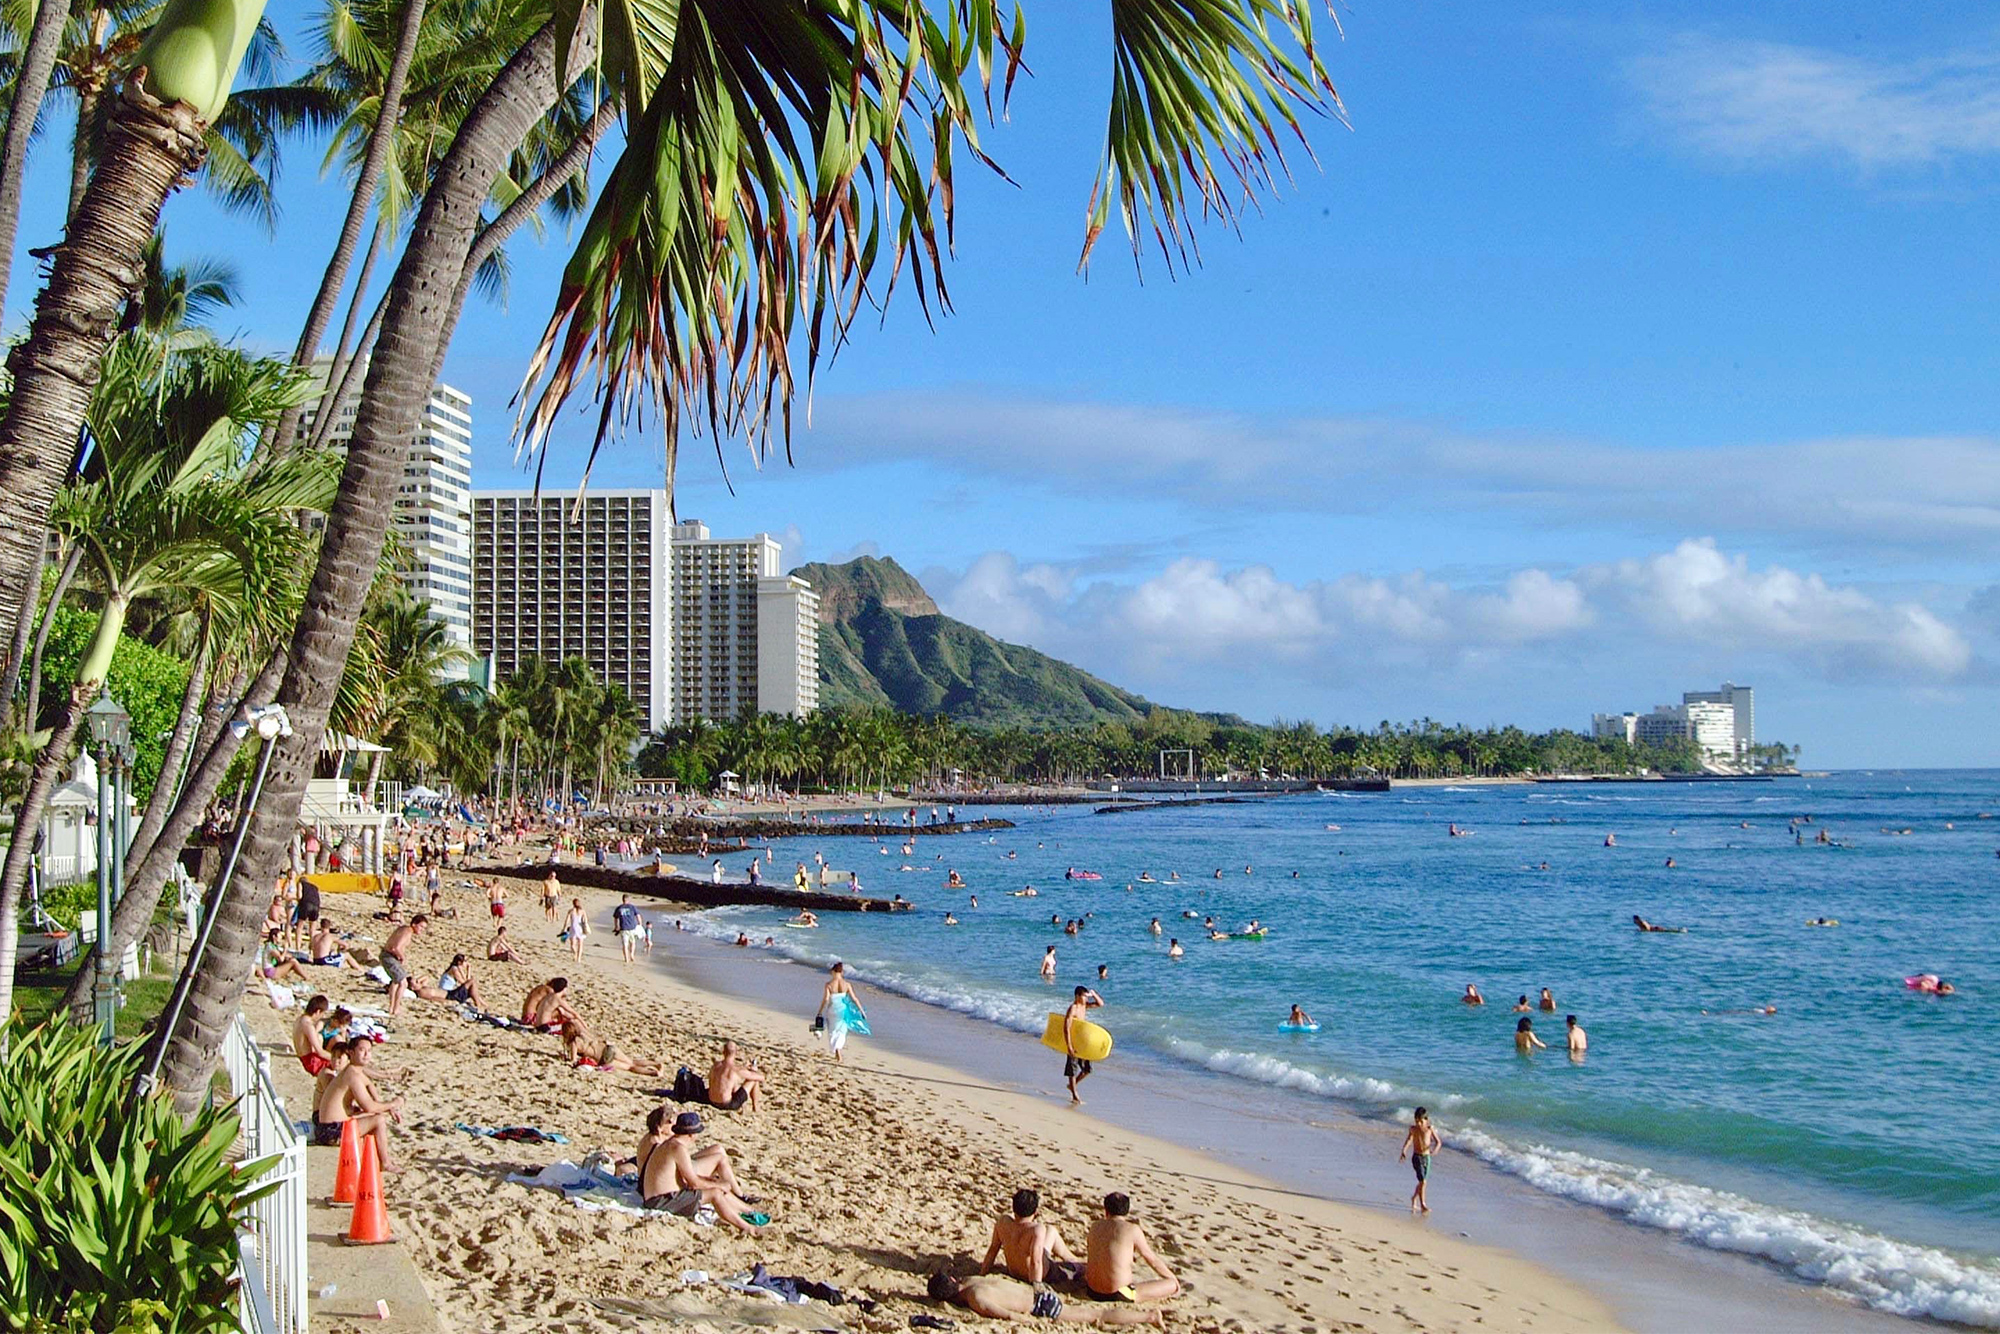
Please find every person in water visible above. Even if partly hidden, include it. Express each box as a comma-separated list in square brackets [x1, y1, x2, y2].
[1512, 995, 1531, 1012]
[1565, 1014, 1587, 1057]
[1515, 1017, 1547, 1052]
[1539, 987, 1557, 1012]
[1398, 1107, 1442, 1214]
[1286, 1004, 1313, 1027]
[1462, 984, 1484, 1006]
[1633, 915, 1681, 932]
[1166, 939, 1183, 958]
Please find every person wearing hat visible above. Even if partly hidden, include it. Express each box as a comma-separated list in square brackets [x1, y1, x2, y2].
[635, 1108, 767, 1234]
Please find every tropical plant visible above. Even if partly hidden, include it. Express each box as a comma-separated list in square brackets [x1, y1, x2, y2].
[0, 1017, 273, 1329]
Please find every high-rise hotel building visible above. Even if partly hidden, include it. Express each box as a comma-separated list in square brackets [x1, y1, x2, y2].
[297, 357, 475, 659]
[470, 489, 673, 732]
[468, 499, 820, 733]
[668, 520, 819, 723]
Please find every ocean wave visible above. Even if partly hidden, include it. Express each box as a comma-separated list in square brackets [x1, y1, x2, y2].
[1453, 1125, 2000, 1326]
[1162, 1040, 1469, 1110]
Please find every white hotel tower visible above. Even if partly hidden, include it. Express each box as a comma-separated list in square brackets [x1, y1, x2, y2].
[297, 357, 475, 661]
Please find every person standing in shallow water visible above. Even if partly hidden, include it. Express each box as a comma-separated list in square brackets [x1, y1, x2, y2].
[1399, 1107, 1442, 1214]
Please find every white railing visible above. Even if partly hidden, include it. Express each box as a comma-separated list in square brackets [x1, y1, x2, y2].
[220, 1015, 310, 1334]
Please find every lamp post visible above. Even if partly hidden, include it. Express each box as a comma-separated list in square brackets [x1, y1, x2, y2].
[84, 694, 131, 1044]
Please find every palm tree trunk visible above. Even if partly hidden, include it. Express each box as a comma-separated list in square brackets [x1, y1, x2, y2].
[0, 75, 206, 667]
[306, 288, 388, 454]
[329, 212, 389, 371]
[0, 527, 49, 716]
[270, 0, 427, 456]
[151, 20, 586, 1108]
[22, 542, 83, 731]
[364, 747, 384, 804]
[0, 696, 88, 1033]
[125, 623, 211, 873]
[0, 0, 71, 314]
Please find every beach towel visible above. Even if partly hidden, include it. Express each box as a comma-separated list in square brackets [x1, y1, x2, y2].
[504, 1159, 714, 1224]
[457, 1122, 569, 1144]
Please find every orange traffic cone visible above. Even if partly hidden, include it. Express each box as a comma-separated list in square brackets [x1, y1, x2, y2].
[344, 1134, 394, 1245]
[329, 1119, 361, 1205]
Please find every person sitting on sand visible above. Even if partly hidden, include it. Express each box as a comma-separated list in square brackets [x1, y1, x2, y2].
[438, 954, 485, 1008]
[983, 1188, 1083, 1284]
[1462, 984, 1485, 1005]
[293, 995, 334, 1074]
[312, 1035, 403, 1168]
[636, 1109, 767, 1234]
[259, 930, 311, 985]
[522, 977, 580, 1029]
[928, 1272, 1162, 1326]
[1084, 1193, 1180, 1303]
[561, 1018, 661, 1074]
[308, 921, 350, 968]
[1515, 1017, 1547, 1052]
[488, 924, 517, 962]
[708, 1040, 766, 1112]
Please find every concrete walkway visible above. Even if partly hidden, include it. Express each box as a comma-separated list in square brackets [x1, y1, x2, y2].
[245, 1005, 447, 1334]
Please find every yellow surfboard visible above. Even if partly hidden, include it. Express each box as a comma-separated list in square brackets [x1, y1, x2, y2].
[1040, 1012, 1113, 1062]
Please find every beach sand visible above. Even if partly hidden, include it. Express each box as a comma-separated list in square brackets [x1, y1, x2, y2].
[260, 871, 1621, 1333]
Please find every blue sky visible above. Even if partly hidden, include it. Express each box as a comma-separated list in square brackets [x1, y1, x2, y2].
[11, 1, 1999, 765]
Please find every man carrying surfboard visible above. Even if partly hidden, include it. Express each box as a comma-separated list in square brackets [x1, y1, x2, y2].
[1064, 986, 1105, 1104]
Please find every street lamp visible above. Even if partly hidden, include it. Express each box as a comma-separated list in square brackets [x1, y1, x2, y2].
[84, 693, 131, 1045]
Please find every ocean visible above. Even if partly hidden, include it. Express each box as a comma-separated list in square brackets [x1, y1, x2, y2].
[680, 771, 2000, 1326]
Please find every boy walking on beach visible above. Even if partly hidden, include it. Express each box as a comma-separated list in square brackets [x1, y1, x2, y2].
[1399, 1107, 1442, 1214]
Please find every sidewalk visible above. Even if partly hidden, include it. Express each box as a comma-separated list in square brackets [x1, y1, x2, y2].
[244, 1004, 447, 1334]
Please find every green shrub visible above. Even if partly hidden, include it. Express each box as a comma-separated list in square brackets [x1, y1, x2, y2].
[0, 1019, 275, 1332]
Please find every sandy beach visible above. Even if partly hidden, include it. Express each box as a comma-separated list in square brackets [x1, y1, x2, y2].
[258, 864, 1622, 1333]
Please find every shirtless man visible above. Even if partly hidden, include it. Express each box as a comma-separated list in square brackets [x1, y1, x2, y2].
[1083, 1193, 1180, 1303]
[1041, 945, 1058, 980]
[541, 869, 560, 921]
[292, 994, 334, 1075]
[635, 1110, 766, 1234]
[1166, 939, 1183, 959]
[522, 976, 580, 1029]
[308, 920, 349, 968]
[708, 1040, 765, 1112]
[983, 1188, 1081, 1283]
[380, 915, 426, 1015]
[928, 1272, 1161, 1326]
[1398, 1106, 1443, 1213]
[560, 1019, 661, 1074]
[488, 879, 506, 920]
[1565, 1014, 1588, 1057]
[1064, 986, 1104, 1104]
[313, 1036, 403, 1170]
[488, 924, 517, 961]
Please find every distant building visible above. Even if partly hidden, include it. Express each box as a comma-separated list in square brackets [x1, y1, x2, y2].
[1591, 712, 1638, 745]
[299, 356, 474, 662]
[1632, 701, 1737, 760]
[1683, 682, 1754, 759]
[471, 489, 672, 732]
[668, 520, 820, 722]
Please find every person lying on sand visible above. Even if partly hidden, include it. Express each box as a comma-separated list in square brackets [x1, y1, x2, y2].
[560, 1019, 661, 1074]
[522, 977, 580, 1029]
[313, 1036, 403, 1168]
[929, 1271, 1161, 1325]
[1084, 1193, 1180, 1303]
[983, 1188, 1081, 1283]
[707, 1040, 765, 1112]
[636, 1109, 767, 1234]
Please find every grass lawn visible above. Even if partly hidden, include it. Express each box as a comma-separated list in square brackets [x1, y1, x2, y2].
[12, 957, 175, 1040]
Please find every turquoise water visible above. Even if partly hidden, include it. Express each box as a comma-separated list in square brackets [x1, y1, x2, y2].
[693, 772, 2000, 1324]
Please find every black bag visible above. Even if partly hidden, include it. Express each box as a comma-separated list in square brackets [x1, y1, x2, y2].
[670, 1066, 710, 1103]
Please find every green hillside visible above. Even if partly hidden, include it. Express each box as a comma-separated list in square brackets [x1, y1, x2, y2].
[789, 556, 1157, 729]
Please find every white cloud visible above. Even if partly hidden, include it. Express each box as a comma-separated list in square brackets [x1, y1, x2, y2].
[1624, 33, 2000, 170]
[929, 539, 1971, 687]
[801, 392, 2000, 556]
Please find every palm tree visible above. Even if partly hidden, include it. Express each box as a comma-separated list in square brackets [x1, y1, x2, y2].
[0, 334, 331, 1030]
[146, 2, 1342, 1101]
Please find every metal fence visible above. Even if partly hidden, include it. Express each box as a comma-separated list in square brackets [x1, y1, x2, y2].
[220, 1015, 310, 1334]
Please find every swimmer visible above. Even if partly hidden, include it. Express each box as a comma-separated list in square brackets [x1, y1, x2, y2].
[1539, 987, 1556, 1012]
[1805, 917, 1839, 927]
[969, 895, 979, 908]
[944, 912, 959, 926]
[1286, 1004, 1313, 1027]
[1013, 886, 1039, 898]
[1166, 939, 1184, 958]
[1148, 918, 1162, 935]
[1512, 995, 1531, 1012]
[1514, 1017, 1547, 1053]
[1603, 834, 1617, 847]
[1632, 915, 1684, 933]
[1461, 984, 1484, 1006]
[1040, 946, 1057, 980]
[1664, 857, 1676, 868]
[1703, 1005, 1779, 1016]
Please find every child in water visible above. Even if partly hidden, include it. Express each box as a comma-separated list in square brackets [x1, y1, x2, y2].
[1399, 1107, 1442, 1213]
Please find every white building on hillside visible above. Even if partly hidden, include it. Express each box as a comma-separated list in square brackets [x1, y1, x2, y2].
[298, 356, 474, 661]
